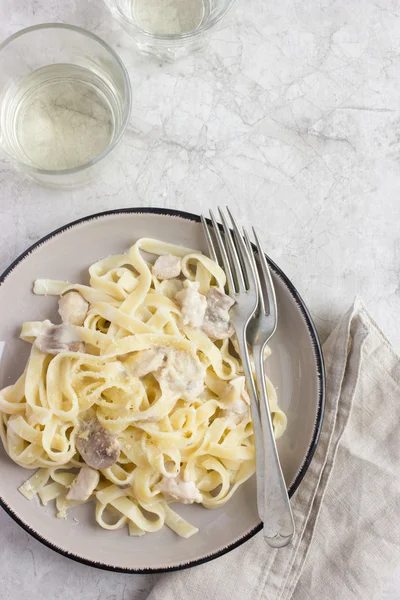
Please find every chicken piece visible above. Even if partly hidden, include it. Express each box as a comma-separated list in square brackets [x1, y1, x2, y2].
[125, 348, 167, 378]
[156, 349, 205, 400]
[75, 418, 120, 469]
[220, 376, 250, 423]
[156, 476, 202, 504]
[34, 320, 84, 355]
[175, 282, 207, 327]
[58, 291, 89, 326]
[152, 255, 181, 280]
[66, 466, 100, 501]
[201, 287, 235, 340]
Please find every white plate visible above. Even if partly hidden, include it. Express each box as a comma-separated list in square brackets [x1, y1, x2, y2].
[0, 208, 325, 572]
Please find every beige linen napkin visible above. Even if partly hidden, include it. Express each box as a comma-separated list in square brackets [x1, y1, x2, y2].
[146, 299, 400, 600]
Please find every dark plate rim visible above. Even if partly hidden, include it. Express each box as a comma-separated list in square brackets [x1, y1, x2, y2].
[0, 206, 326, 574]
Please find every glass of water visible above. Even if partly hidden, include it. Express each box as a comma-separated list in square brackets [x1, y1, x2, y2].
[0, 24, 131, 188]
[103, 0, 237, 61]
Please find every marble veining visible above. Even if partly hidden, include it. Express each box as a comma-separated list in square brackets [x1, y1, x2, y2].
[1, 0, 400, 597]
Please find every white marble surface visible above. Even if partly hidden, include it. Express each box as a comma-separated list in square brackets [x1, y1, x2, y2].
[1, 0, 400, 598]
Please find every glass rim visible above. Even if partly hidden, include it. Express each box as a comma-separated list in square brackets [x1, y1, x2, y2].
[104, 0, 237, 42]
[0, 23, 132, 177]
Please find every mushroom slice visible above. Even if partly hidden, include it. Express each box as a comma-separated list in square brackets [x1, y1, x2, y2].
[76, 418, 120, 470]
[34, 320, 84, 355]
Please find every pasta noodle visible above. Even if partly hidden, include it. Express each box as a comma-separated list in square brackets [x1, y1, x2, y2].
[0, 238, 287, 538]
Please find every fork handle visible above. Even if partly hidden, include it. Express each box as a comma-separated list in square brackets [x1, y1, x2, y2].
[253, 342, 295, 548]
[236, 332, 266, 522]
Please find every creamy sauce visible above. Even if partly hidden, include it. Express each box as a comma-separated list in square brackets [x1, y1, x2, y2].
[152, 255, 182, 280]
[156, 348, 205, 400]
[58, 291, 88, 326]
[156, 476, 202, 504]
[127, 349, 166, 378]
[220, 376, 250, 423]
[175, 281, 207, 327]
[202, 287, 235, 340]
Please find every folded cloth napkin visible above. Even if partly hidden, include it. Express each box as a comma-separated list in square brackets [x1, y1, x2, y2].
[146, 299, 400, 600]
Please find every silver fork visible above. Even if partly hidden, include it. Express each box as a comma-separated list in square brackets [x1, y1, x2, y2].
[245, 226, 295, 548]
[201, 208, 295, 548]
[202, 209, 265, 524]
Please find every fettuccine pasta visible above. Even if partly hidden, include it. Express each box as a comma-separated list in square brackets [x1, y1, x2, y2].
[0, 238, 287, 538]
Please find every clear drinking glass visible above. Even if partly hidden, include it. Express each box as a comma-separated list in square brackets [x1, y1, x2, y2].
[0, 24, 131, 189]
[103, 0, 237, 61]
